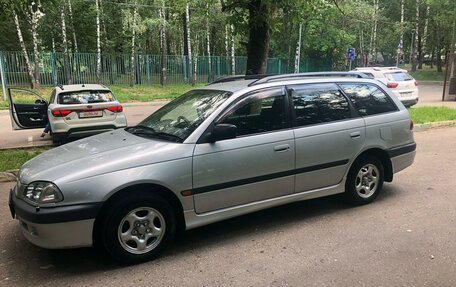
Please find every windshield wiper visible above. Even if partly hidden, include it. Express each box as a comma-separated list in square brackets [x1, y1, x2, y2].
[125, 125, 182, 143]
[125, 125, 156, 134]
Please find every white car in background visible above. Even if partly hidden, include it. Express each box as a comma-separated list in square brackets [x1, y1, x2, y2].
[352, 67, 419, 107]
[8, 84, 127, 144]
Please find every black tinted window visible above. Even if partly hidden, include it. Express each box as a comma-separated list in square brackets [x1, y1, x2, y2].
[291, 84, 351, 127]
[339, 84, 397, 116]
[221, 89, 288, 136]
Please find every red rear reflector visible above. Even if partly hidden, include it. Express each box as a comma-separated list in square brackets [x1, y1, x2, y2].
[410, 120, 414, 130]
[52, 109, 72, 117]
[387, 82, 399, 88]
[414, 80, 419, 86]
[106, 105, 123, 113]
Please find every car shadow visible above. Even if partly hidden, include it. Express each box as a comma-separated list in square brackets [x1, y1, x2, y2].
[2, 183, 402, 283]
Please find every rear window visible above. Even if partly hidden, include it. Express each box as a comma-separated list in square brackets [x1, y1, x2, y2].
[58, 90, 116, 105]
[384, 72, 413, 82]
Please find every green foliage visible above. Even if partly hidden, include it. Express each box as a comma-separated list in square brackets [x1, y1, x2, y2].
[409, 106, 456, 124]
[0, 148, 50, 172]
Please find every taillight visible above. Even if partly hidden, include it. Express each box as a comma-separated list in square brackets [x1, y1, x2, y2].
[414, 80, 419, 86]
[387, 82, 399, 88]
[106, 105, 123, 113]
[410, 120, 414, 130]
[52, 109, 72, 117]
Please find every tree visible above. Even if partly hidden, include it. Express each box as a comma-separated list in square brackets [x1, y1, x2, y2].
[60, 2, 72, 84]
[95, 0, 101, 83]
[411, 0, 420, 72]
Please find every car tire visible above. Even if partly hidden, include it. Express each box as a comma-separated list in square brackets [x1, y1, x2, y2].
[344, 155, 384, 205]
[99, 193, 176, 264]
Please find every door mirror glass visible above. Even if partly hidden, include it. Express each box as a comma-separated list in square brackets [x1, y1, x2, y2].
[210, 124, 237, 142]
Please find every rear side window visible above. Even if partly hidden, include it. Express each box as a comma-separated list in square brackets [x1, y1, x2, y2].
[58, 90, 116, 105]
[339, 84, 397, 116]
[290, 83, 351, 127]
[384, 72, 413, 82]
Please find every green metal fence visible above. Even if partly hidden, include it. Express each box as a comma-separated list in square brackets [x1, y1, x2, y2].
[0, 51, 331, 87]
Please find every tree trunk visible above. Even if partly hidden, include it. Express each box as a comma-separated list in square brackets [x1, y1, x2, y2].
[294, 23, 302, 73]
[129, 5, 138, 87]
[206, 4, 212, 82]
[68, 0, 81, 83]
[95, 0, 102, 83]
[185, 3, 194, 86]
[230, 25, 235, 75]
[245, 0, 271, 75]
[372, 0, 378, 63]
[67, 0, 78, 53]
[160, 0, 167, 86]
[13, 11, 36, 89]
[29, 4, 41, 88]
[399, 0, 404, 65]
[61, 3, 72, 84]
[436, 28, 442, 72]
[419, 5, 430, 69]
[99, 0, 113, 84]
[411, 0, 420, 72]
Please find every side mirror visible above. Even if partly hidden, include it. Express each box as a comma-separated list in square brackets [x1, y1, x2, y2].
[209, 124, 237, 142]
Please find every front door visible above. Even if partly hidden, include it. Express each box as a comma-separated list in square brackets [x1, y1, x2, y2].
[192, 87, 295, 214]
[8, 88, 48, 130]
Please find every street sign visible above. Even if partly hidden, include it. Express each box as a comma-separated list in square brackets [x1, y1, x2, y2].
[348, 48, 356, 61]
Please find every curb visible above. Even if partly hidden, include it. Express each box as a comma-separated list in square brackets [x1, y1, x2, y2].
[413, 120, 456, 132]
[0, 170, 18, 183]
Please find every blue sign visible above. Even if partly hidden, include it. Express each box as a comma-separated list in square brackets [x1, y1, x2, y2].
[348, 48, 355, 61]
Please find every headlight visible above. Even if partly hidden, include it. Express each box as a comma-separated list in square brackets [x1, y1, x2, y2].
[23, 182, 63, 205]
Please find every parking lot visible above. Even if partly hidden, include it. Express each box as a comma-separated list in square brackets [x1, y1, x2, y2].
[0, 126, 455, 286]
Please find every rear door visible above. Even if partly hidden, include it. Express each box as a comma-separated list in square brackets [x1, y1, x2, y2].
[8, 88, 48, 130]
[54, 90, 120, 126]
[289, 83, 366, 192]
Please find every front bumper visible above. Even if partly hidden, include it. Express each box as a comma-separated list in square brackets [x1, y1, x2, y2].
[9, 189, 100, 249]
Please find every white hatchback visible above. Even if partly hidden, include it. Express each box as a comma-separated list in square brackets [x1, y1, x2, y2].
[352, 67, 419, 107]
[8, 84, 127, 144]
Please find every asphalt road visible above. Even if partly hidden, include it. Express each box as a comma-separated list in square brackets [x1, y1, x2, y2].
[1, 83, 455, 149]
[0, 127, 455, 286]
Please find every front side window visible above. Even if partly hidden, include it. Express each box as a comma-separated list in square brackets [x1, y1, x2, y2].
[290, 84, 351, 127]
[220, 88, 288, 137]
[128, 89, 231, 142]
[339, 83, 397, 116]
[58, 90, 116, 104]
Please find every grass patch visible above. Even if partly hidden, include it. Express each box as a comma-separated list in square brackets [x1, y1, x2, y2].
[409, 70, 444, 81]
[0, 148, 50, 172]
[409, 106, 456, 124]
[0, 84, 203, 109]
[399, 64, 445, 81]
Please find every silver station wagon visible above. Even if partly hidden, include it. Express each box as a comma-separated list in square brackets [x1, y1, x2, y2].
[9, 73, 416, 264]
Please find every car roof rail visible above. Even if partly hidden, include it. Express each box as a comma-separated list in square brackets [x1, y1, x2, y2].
[57, 84, 64, 90]
[208, 74, 275, 85]
[248, 72, 370, 86]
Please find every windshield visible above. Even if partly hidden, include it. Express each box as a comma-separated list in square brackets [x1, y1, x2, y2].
[58, 90, 116, 104]
[126, 89, 232, 142]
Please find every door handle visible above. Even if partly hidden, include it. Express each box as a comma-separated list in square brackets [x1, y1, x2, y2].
[273, 144, 290, 152]
[350, 131, 361, 138]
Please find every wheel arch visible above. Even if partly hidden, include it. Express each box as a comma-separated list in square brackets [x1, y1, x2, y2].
[351, 148, 393, 182]
[93, 183, 186, 245]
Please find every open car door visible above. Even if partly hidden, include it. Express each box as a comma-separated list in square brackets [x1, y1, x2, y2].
[8, 88, 48, 130]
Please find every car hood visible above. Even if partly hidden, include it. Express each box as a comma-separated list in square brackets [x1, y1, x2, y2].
[18, 129, 193, 184]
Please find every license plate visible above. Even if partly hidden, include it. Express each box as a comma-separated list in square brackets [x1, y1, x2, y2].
[400, 92, 412, 97]
[79, 110, 103, 118]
